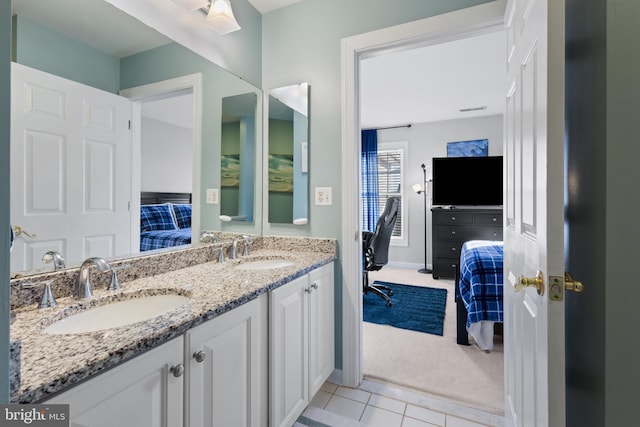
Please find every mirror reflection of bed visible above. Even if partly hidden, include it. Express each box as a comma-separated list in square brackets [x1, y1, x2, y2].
[139, 192, 193, 252]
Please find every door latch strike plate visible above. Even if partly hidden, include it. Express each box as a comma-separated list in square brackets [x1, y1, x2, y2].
[549, 276, 564, 301]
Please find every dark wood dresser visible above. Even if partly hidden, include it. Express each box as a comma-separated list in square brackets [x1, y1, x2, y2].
[431, 207, 503, 279]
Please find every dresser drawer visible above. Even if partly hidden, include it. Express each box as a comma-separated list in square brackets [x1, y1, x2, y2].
[474, 213, 503, 225]
[473, 226, 503, 240]
[436, 240, 463, 259]
[433, 258, 459, 279]
[432, 211, 473, 225]
[435, 225, 492, 242]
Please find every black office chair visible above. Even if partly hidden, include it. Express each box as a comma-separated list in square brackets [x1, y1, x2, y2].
[362, 196, 400, 307]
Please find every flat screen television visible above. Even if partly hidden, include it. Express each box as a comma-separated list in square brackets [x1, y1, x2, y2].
[431, 156, 503, 206]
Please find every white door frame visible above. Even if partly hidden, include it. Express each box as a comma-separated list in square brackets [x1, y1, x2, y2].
[340, 1, 507, 388]
[119, 73, 203, 246]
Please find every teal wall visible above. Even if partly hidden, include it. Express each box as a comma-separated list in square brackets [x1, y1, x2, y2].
[261, 0, 495, 370]
[12, 15, 120, 93]
[120, 42, 262, 233]
[1, 0, 11, 404]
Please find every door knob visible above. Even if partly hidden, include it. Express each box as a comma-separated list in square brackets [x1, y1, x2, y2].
[516, 271, 545, 296]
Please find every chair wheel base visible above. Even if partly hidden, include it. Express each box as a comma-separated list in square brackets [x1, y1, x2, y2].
[386, 300, 392, 307]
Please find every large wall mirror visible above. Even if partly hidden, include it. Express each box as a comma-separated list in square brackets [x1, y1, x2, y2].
[9, 0, 263, 278]
[267, 83, 309, 225]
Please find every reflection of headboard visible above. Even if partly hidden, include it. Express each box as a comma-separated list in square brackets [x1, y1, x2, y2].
[141, 192, 192, 205]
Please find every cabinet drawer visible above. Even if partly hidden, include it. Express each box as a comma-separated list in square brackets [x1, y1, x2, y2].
[436, 240, 463, 258]
[433, 258, 458, 279]
[435, 225, 482, 242]
[473, 226, 503, 240]
[433, 211, 473, 225]
[474, 213, 503, 225]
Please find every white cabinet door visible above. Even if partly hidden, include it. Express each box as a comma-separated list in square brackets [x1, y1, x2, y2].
[270, 275, 309, 427]
[308, 263, 335, 398]
[270, 262, 335, 427]
[185, 295, 267, 427]
[45, 337, 184, 427]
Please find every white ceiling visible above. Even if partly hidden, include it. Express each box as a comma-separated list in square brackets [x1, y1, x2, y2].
[360, 30, 506, 128]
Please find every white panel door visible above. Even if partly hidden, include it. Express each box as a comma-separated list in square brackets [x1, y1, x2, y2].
[270, 275, 309, 427]
[503, 0, 565, 426]
[45, 337, 184, 427]
[186, 295, 267, 427]
[11, 62, 132, 272]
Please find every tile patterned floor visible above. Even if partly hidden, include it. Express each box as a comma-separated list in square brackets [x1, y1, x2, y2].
[299, 380, 504, 427]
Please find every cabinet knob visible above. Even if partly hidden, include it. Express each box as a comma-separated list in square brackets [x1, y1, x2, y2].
[193, 351, 206, 363]
[169, 363, 184, 378]
[306, 282, 319, 293]
[451, 247, 456, 252]
[492, 217, 497, 222]
[311, 282, 318, 290]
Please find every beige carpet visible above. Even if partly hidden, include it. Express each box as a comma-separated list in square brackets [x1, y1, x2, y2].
[364, 267, 504, 415]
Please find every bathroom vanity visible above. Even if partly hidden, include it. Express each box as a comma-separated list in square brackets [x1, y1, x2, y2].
[10, 236, 336, 427]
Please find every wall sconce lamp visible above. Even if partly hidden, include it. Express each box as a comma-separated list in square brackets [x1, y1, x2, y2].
[173, 0, 241, 35]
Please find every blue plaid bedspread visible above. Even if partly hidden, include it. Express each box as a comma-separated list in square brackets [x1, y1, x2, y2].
[459, 240, 504, 327]
[140, 228, 192, 251]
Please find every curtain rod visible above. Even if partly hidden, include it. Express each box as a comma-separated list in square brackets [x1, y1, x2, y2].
[363, 124, 412, 131]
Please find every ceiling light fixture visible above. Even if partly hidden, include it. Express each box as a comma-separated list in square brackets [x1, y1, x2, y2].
[206, 0, 241, 35]
[173, 0, 241, 35]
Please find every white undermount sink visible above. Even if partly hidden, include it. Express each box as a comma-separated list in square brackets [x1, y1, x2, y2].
[234, 259, 294, 271]
[43, 294, 190, 335]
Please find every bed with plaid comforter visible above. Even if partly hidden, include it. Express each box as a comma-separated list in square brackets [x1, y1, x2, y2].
[457, 240, 503, 350]
[140, 228, 192, 251]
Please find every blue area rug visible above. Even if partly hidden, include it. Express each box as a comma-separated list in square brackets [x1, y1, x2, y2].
[363, 281, 447, 336]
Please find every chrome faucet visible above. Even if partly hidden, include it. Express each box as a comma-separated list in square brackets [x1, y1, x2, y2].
[231, 235, 253, 259]
[78, 257, 111, 299]
[200, 230, 218, 243]
[42, 251, 66, 271]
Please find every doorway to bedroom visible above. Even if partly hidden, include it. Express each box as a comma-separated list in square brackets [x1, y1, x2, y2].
[121, 74, 202, 250]
[358, 29, 506, 416]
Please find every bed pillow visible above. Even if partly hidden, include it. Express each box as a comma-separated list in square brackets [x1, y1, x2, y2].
[140, 203, 178, 232]
[171, 203, 192, 229]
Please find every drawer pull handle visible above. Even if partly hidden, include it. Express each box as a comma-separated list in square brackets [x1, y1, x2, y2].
[451, 231, 456, 235]
[451, 247, 456, 251]
[493, 217, 497, 222]
[451, 217, 456, 221]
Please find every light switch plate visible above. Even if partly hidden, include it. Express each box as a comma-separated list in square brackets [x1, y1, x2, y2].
[315, 187, 332, 205]
[206, 188, 219, 204]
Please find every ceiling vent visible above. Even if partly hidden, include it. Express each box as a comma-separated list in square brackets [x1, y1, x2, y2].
[459, 106, 488, 113]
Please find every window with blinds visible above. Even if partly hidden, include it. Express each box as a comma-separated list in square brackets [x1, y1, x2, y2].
[377, 148, 404, 239]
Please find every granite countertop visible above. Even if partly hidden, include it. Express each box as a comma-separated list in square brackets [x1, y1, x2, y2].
[10, 248, 335, 403]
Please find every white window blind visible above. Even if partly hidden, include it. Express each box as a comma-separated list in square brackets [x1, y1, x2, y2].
[377, 148, 404, 240]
